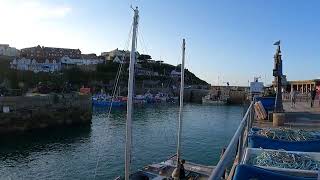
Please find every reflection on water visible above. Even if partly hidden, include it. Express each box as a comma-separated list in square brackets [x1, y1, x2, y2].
[0, 126, 91, 157]
[0, 104, 242, 179]
[0, 126, 92, 179]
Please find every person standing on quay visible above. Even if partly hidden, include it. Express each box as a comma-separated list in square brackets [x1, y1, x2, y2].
[307, 90, 311, 103]
[319, 90, 320, 106]
[290, 89, 297, 108]
[310, 88, 317, 108]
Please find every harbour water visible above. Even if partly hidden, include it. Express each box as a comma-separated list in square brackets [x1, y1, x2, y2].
[0, 104, 243, 179]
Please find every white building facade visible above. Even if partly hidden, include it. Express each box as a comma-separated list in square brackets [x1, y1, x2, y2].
[101, 48, 130, 61]
[60, 56, 104, 66]
[170, 70, 181, 78]
[0, 44, 20, 57]
[10, 58, 61, 73]
[101, 48, 140, 63]
[10, 56, 104, 73]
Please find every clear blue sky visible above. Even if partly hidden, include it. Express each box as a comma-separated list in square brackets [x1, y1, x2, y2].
[1, 0, 320, 85]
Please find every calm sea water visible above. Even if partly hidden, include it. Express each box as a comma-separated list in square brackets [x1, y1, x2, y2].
[0, 104, 243, 179]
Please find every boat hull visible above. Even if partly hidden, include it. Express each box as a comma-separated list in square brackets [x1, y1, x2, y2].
[92, 100, 126, 107]
[202, 98, 227, 105]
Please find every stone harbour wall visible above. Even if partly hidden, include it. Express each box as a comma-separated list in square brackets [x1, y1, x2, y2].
[228, 90, 247, 104]
[184, 89, 210, 103]
[183, 88, 247, 104]
[0, 94, 92, 134]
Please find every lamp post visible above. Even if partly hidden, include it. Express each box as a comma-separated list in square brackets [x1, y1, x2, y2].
[273, 40, 283, 112]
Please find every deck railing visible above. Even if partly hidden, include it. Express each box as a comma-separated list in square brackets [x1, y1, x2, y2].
[209, 101, 255, 180]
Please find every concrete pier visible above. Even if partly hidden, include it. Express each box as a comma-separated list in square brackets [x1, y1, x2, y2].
[0, 94, 92, 134]
[254, 100, 320, 129]
[196, 86, 248, 104]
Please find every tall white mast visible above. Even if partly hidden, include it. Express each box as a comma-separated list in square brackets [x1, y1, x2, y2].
[176, 39, 185, 167]
[125, 6, 139, 180]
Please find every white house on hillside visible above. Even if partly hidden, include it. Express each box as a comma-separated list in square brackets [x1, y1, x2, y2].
[0, 44, 20, 57]
[101, 48, 140, 63]
[60, 56, 104, 65]
[10, 58, 60, 73]
[60, 56, 104, 70]
[170, 70, 181, 78]
[101, 48, 130, 61]
[113, 56, 123, 63]
[10, 56, 104, 73]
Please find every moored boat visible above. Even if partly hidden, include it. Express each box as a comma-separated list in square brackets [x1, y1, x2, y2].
[128, 154, 214, 180]
[92, 94, 126, 107]
[202, 94, 227, 105]
[134, 94, 147, 104]
[92, 99, 126, 107]
[155, 92, 168, 102]
[144, 91, 156, 103]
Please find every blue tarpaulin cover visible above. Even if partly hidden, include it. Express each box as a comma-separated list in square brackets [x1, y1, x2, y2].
[255, 97, 275, 111]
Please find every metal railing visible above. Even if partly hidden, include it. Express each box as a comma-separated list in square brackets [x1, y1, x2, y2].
[209, 101, 255, 180]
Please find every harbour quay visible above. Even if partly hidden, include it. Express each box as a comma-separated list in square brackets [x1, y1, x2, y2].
[0, 93, 92, 134]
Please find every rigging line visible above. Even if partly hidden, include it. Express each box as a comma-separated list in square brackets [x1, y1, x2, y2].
[137, 30, 146, 54]
[111, 65, 121, 97]
[137, 28, 148, 55]
[93, 62, 124, 180]
[93, 19, 134, 180]
[138, 27, 149, 54]
[138, 27, 150, 55]
[137, 32, 152, 80]
[107, 62, 124, 117]
[137, 28, 153, 84]
[107, 22, 133, 117]
[137, 28, 155, 81]
[93, 139, 102, 179]
[124, 23, 134, 51]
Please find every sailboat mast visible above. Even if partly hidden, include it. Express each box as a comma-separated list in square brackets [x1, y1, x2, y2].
[176, 38, 185, 166]
[125, 6, 139, 180]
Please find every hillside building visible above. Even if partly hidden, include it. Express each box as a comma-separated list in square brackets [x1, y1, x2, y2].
[0, 44, 20, 57]
[20, 45, 81, 61]
[101, 48, 140, 63]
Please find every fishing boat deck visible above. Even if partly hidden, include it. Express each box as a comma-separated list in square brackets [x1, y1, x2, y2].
[167, 155, 215, 176]
[137, 155, 215, 179]
[254, 101, 320, 129]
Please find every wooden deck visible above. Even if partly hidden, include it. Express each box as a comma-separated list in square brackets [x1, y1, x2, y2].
[254, 100, 320, 129]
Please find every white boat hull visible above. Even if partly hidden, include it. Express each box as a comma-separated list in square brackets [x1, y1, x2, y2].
[202, 98, 227, 105]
